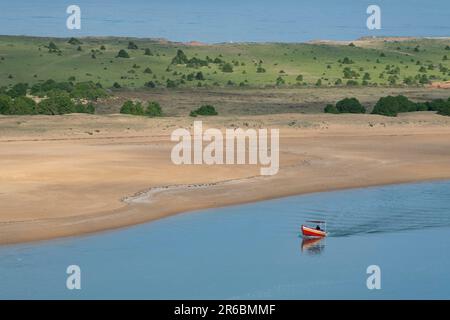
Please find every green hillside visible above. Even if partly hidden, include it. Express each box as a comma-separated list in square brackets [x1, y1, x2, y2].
[0, 35, 450, 89]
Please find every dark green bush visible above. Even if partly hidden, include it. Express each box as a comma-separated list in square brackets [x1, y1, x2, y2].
[190, 105, 218, 117]
[221, 63, 234, 73]
[128, 41, 138, 50]
[145, 101, 162, 117]
[116, 49, 130, 58]
[372, 95, 417, 117]
[336, 98, 366, 113]
[120, 100, 144, 116]
[70, 82, 107, 100]
[6, 83, 28, 98]
[9, 96, 37, 114]
[0, 94, 13, 114]
[38, 91, 75, 115]
[68, 37, 82, 45]
[171, 50, 189, 65]
[324, 104, 339, 114]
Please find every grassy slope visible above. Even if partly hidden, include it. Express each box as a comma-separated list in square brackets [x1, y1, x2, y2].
[0, 35, 449, 89]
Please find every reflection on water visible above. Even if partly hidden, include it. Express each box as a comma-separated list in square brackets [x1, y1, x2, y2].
[1, 180, 450, 299]
[301, 237, 325, 255]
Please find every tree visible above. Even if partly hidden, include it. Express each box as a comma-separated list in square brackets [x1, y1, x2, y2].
[116, 49, 130, 58]
[171, 49, 189, 65]
[145, 101, 162, 117]
[336, 98, 365, 113]
[144, 48, 153, 56]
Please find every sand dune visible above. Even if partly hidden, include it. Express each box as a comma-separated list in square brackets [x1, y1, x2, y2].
[1, 112, 450, 244]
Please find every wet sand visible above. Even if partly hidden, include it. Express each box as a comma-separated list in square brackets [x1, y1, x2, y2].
[1, 112, 450, 244]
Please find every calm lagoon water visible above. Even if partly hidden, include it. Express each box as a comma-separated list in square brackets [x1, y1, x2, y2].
[0, 180, 450, 299]
[0, 0, 450, 43]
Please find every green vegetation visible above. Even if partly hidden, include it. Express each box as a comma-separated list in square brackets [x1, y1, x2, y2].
[324, 104, 339, 114]
[120, 100, 144, 115]
[145, 101, 162, 117]
[0, 36, 449, 89]
[189, 105, 218, 117]
[372, 95, 417, 116]
[116, 49, 130, 58]
[335, 98, 366, 113]
[29, 79, 107, 100]
[120, 100, 163, 117]
[0, 90, 95, 115]
[323, 95, 450, 117]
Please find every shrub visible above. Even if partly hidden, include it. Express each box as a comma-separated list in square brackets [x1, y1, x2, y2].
[257, 66, 266, 73]
[276, 76, 285, 86]
[144, 81, 156, 88]
[145, 101, 162, 117]
[9, 96, 37, 115]
[144, 48, 153, 56]
[0, 94, 13, 114]
[120, 100, 144, 116]
[70, 81, 107, 100]
[221, 63, 234, 73]
[128, 41, 138, 50]
[7, 83, 28, 98]
[68, 37, 82, 45]
[190, 105, 218, 117]
[74, 102, 95, 114]
[372, 95, 417, 117]
[171, 50, 189, 65]
[48, 42, 59, 53]
[426, 99, 450, 116]
[38, 91, 75, 115]
[324, 104, 339, 114]
[336, 98, 365, 113]
[166, 79, 177, 88]
[437, 103, 450, 116]
[116, 49, 130, 58]
[195, 72, 205, 80]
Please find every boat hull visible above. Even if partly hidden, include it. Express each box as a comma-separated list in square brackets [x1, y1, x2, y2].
[301, 225, 327, 238]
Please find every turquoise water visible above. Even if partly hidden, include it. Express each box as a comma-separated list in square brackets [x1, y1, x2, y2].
[0, 0, 449, 43]
[0, 180, 450, 299]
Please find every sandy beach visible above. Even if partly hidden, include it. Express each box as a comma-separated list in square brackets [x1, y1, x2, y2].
[1, 112, 450, 244]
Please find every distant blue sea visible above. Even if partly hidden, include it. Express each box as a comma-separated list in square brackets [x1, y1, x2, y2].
[0, 0, 449, 43]
[1, 180, 450, 299]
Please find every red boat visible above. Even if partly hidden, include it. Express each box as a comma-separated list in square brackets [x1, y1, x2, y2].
[301, 220, 327, 238]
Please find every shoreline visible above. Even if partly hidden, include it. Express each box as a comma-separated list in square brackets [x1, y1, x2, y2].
[1, 113, 450, 245]
[2, 175, 450, 246]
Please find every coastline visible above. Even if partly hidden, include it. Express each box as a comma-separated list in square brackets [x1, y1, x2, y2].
[1, 112, 450, 245]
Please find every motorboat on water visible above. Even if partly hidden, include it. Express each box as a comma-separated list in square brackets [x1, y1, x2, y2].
[301, 220, 327, 238]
